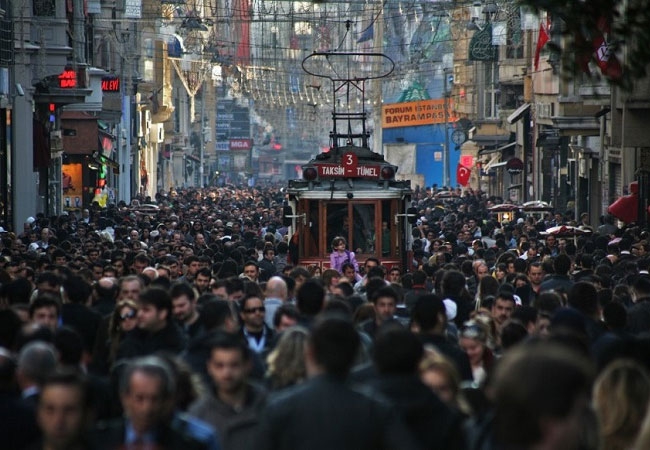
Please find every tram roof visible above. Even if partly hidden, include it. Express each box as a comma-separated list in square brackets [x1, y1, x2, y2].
[287, 178, 412, 198]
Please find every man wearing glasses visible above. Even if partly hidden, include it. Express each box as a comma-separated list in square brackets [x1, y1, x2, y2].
[239, 294, 275, 355]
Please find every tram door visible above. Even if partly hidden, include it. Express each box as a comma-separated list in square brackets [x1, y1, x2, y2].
[299, 199, 321, 258]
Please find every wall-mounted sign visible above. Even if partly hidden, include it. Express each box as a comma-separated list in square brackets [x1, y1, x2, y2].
[382, 99, 459, 129]
[124, 0, 142, 18]
[230, 139, 251, 150]
[58, 68, 77, 88]
[460, 155, 475, 167]
[101, 77, 120, 92]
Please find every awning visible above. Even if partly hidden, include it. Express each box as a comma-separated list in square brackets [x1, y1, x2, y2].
[490, 161, 508, 169]
[186, 153, 201, 163]
[483, 154, 501, 172]
[536, 135, 561, 148]
[551, 116, 600, 134]
[478, 140, 515, 155]
[471, 134, 511, 146]
[507, 103, 531, 124]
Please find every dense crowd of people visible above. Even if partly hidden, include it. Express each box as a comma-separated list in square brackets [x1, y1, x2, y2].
[2, 184, 650, 449]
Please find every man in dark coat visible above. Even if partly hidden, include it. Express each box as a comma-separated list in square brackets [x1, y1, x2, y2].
[256, 315, 420, 450]
[403, 270, 430, 312]
[189, 332, 267, 450]
[116, 287, 187, 359]
[369, 325, 466, 450]
[61, 275, 102, 357]
[410, 294, 473, 381]
[627, 274, 650, 334]
[539, 254, 574, 298]
[567, 281, 607, 344]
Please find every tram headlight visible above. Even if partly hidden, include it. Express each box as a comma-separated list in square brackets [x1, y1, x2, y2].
[303, 167, 318, 181]
[381, 166, 395, 180]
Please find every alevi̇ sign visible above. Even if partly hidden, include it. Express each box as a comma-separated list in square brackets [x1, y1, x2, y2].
[381, 99, 458, 129]
[101, 77, 120, 92]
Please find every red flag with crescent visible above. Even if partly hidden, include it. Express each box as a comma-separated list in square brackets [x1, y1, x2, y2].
[457, 164, 471, 187]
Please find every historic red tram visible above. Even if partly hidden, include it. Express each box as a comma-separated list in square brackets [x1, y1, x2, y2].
[284, 52, 413, 271]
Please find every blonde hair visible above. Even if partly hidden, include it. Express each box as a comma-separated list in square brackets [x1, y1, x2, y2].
[420, 348, 461, 398]
[266, 326, 309, 389]
[594, 359, 650, 450]
[420, 347, 471, 414]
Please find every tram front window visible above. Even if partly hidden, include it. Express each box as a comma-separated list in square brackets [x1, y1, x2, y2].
[351, 204, 375, 254]
[326, 204, 347, 251]
[326, 203, 375, 255]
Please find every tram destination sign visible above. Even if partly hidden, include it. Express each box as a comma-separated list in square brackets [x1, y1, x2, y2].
[314, 163, 382, 179]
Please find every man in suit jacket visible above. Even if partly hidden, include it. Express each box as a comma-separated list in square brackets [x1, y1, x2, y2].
[90, 355, 210, 450]
[0, 348, 40, 450]
[17, 341, 58, 409]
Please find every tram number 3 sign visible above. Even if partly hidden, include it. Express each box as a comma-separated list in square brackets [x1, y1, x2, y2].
[342, 152, 358, 177]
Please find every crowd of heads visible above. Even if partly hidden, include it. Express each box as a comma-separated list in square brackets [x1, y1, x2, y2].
[0, 184, 649, 449]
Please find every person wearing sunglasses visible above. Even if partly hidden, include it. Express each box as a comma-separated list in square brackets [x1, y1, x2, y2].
[105, 300, 138, 366]
[239, 294, 275, 356]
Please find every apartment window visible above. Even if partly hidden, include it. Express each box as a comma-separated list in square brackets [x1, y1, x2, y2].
[0, 18, 11, 65]
[501, 84, 524, 110]
[33, 0, 55, 16]
[174, 96, 181, 133]
[506, 6, 524, 59]
[143, 60, 154, 82]
[484, 63, 498, 119]
[98, 39, 112, 70]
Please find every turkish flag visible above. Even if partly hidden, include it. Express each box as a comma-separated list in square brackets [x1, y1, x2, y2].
[576, 15, 623, 80]
[592, 16, 622, 80]
[457, 164, 471, 187]
[534, 17, 551, 71]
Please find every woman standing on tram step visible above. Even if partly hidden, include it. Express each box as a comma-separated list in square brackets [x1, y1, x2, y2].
[329, 236, 360, 278]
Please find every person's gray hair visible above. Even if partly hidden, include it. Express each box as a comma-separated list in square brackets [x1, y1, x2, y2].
[118, 355, 176, 398]
[17, 341, 58, 385]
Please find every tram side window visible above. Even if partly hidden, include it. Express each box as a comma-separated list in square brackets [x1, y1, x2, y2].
[306, 200, 320, 256]
[351, 204, 375, 254]
[382, 200, 391, 257]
